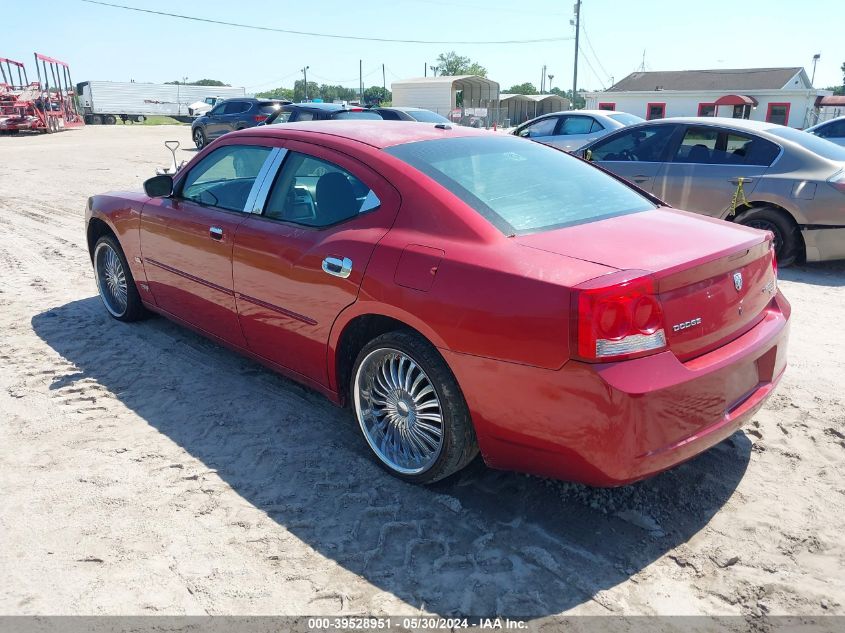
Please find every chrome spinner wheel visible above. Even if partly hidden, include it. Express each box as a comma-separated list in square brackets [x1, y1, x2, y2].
[354, 348, 445, 475]
[94, 241, 128, 317]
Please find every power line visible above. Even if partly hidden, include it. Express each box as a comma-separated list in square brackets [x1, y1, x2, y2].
[398, 0, 565, 16]
[579, 45, 606, 90]
[80, 0, 573, 45]
[580, 20, 612, 85]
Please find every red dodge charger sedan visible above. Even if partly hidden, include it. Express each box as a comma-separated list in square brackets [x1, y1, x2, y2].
[85, 121, 790, 486]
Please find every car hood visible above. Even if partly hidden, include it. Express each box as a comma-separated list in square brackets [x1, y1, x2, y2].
[515, 207, 767, 275]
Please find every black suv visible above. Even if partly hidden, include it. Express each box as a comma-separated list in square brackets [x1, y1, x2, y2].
[263, 102, 383, 125]
[191, 98, 289, 149]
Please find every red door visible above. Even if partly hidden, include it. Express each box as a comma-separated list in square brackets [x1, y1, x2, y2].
[140, 142, 275, 346]
[232, 142, 400, 386]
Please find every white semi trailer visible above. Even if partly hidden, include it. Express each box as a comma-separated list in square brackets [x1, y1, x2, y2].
[77, 81, 247, 124]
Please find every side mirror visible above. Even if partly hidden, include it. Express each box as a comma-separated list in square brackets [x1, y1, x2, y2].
[144, 174, 173, 198]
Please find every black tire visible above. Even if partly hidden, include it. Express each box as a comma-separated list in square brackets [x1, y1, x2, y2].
[735, 206, 800, 267]
[104, 114, 116, 125]
[91, 114, 103, 125]
[193, 126, 207, 149]
[92, 235, 146, 322]
[134, 115, 146, 123]
[350, 330, 479, 484]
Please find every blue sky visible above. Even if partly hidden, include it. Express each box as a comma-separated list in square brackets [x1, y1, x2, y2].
[3, 0, 843, 93]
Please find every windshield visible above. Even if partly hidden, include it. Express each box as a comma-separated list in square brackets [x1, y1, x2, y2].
[333, 111, 383, 120]
[766, 126, 845, 161]
[608, 112, 644, 126]
[386, 136, 656, 235]
[407, 109, 450, 123]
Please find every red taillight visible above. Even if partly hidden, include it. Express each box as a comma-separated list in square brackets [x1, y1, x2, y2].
[829, 170, 845, 194]
[254, 115, 268, 122]
[571, 271, 667, 362]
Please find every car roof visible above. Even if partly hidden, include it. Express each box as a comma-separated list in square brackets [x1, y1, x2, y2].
[236, 120, 487, 149]
[647, 116, 781, 131]
[377, 106, 426, 112]
[806, 115, 845, 131]
[284, 102, 349, 111]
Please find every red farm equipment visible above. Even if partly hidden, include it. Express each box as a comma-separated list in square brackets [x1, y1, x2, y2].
[0, 53, 84, 134]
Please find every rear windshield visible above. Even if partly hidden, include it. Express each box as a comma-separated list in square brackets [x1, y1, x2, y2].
[766, 126, 845, 161]
[386, 136, 656, 235]
[407, 109, 450, 123]
[608, 112, 644, 126]
[332, 110, 383, 120]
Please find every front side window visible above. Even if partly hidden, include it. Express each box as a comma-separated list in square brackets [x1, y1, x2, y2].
[180, 145, 272, 212]
[270, 110, 293, 124]
[817, 119, 845, 137]
[263, 152, 380, 227]
[386, 136, 656, 235]
[518, 117, 558, 138]
[590, 124, 677, 162]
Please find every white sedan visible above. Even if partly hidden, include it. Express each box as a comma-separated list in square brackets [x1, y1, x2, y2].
[513, 109, 643, 151]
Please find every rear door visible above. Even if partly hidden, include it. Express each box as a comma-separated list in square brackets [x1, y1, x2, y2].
[589, 123, 682, 191]
[232, 141, 401, 386]
[654, 125, 778, 217]
[141, 142, 276, 346]
[219, 100, 250, 134]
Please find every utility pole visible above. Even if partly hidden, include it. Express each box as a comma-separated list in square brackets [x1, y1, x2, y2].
[359, 59, 363, 103]
[540, 64, 546, 93]
[424, 63, 427, 77]
[383, 63, 386, 93]
[811, 53, 821, 86]
[572, 0, 581, 108]
[301, 66, 309, 101]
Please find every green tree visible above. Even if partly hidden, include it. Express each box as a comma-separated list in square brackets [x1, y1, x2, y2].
[506, 82, 538, 95]
[292, 79, 321, 102]
[165, 78, 230, 86]
[563, 88, 586, 109]
[363, 86, 391, 105]
[435, 51, 487, 77]
[256, 86, 295, 101]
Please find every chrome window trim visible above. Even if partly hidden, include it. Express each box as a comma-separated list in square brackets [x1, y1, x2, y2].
[249, 148, 288, 214]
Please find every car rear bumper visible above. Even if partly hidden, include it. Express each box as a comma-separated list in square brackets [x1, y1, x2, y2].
[802, 226, 845, 262]
[442, 292, 790, 486]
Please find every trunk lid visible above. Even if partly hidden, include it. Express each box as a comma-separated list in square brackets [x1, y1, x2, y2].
[516, 208, 777, 360]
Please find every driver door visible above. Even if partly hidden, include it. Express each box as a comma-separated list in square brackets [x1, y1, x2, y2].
[141, 142, 276, 346]
[588, 123, 682, 192]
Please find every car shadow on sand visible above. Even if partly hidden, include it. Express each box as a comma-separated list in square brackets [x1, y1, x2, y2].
[779, 261, 845, 288]
[32, 297, 752, 618]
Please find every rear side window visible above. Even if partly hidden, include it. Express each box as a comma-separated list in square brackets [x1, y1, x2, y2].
[263, 152, 380, 227]
[258, 103, 281, 114]
[590, 125, 677, 162]
[673, 127, 779, 166]
[377, 109, 402, 120]
[560, 116, 602, 135]
[386, 136, 655, 235]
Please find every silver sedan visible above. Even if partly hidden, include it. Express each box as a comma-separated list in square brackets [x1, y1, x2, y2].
[580, 117, 845, 265]
[805, 116, 845, 147]
[512, 110, 643, 151]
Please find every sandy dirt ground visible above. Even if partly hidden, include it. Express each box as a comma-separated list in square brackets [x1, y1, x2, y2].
[0, 126, 843, 622]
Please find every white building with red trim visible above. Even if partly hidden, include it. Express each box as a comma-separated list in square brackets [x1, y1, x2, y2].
[584, 67, 832, 128]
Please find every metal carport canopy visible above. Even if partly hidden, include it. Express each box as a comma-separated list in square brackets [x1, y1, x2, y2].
[390, 75, 500, 113]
